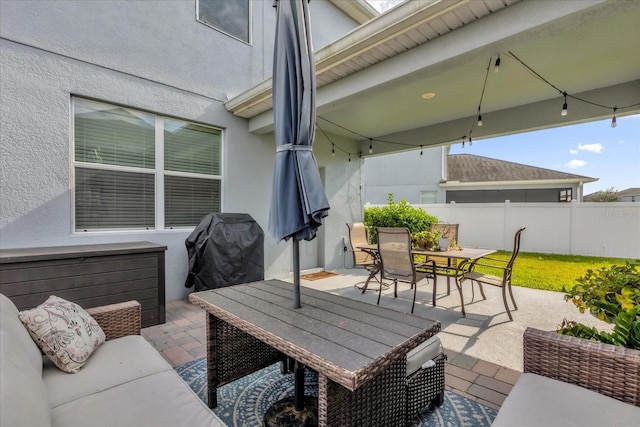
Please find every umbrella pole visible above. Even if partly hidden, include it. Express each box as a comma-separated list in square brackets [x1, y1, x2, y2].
[293, 239, 301, 309]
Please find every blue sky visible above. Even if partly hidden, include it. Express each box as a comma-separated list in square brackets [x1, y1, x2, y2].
[448, 115, 640, 194]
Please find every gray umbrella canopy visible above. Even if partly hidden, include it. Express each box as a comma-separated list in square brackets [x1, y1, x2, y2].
[268, 0, 329, 245]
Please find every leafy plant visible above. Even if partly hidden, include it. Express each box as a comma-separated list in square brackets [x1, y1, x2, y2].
[411, 230, 441, 249]
[364, 193, 438, 243]
[558, 262, 640, 350]
[564, 262, 640, 323]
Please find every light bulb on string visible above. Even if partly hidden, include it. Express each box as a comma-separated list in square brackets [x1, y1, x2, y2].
[561, 92, 568, 116]
[348, 153, 351, 163]
[477, 105, 483, 126]
[469, 136, 473, 146]
[461, 136, 466, 149]
[368, 138, 373, 154]
[611, 107, 618, 128]
[494, 55, 501, 73]
[331, 144, 335, 156]
[420, 145, 423, 158]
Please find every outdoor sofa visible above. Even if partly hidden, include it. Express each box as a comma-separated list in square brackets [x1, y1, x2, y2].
[0, 293, 225, 427]
[493, 327, 640, 426]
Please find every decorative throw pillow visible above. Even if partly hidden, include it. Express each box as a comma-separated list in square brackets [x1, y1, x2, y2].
[18, 295, 106, 373]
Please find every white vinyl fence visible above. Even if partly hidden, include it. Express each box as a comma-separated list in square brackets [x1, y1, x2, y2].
[372, 202, 640, 259]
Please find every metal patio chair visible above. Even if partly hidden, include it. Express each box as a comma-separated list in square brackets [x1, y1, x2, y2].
[346, 222, 380, 291]
[461, 227, 526, 321]
[376, 227, 438, 313]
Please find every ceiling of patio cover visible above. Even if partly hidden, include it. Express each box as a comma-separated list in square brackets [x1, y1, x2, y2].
[268, 0, 329, 243]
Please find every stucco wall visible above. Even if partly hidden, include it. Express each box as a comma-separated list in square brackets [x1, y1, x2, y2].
[364, 146, 447, 204]
[0, 0, 363, 302]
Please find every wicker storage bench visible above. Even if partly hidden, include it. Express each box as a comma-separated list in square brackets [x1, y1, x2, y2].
[493, 327, 640, 426]
[0, 294, 224, 427]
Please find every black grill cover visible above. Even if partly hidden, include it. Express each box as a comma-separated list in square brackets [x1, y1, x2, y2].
[185, 213, 264, 291]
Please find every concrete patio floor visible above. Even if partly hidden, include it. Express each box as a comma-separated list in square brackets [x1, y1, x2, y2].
[141, 268, 605, 411]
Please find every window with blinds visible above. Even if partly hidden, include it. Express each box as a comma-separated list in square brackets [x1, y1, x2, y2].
[73, 98, 222, 231]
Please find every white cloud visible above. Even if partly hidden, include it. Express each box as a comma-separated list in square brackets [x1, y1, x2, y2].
[578, 143, 604, 153]
[569, 149, 578, 154]
[565, 159, 587, 169]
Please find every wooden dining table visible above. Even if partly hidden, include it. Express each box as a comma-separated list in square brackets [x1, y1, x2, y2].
[358, 244, 496, 316]
[189, 279, 441, 426]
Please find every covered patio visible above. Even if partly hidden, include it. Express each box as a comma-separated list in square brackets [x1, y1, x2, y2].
[141, 267, 607, 411]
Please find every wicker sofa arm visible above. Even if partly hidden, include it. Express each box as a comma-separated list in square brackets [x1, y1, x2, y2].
[86, 300, 141, 341]
[523, 327, 640, 406]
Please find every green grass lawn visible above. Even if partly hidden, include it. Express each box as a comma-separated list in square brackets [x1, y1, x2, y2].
[474, 252, 638, 293]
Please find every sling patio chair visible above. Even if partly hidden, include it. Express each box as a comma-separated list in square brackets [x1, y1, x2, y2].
[460, 227, 526, 321]
[375, 227, 438, 314]
[346, 222, 381, 291]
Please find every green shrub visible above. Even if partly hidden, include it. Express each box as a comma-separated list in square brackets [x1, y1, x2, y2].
[558, 262, 640, 350]
[364, 194, 438, 242]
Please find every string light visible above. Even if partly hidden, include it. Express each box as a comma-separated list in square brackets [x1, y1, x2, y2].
[315, 52, 639, 164]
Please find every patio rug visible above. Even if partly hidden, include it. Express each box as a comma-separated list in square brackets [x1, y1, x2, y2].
[176, 358, 497, 427]
[300, 271, 338, 281]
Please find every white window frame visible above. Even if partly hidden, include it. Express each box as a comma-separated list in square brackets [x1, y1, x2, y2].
[70, 97, 223, 233]
[196, 0, 252, 45]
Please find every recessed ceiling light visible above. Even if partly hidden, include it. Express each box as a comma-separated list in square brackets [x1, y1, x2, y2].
[421, 92, 436, 99]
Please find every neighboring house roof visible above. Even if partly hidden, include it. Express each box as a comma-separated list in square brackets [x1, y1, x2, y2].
[618, 187, 640, 197]
[584, 187, 640, 200]
[446, 154, 597, 184]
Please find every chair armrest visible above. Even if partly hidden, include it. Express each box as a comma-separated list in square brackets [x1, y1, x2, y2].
[86, 300, 141, 341]
[523, 327, 640, 406]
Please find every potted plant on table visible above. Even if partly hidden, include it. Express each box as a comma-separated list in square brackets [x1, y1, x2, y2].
[411, 230, 440, 250]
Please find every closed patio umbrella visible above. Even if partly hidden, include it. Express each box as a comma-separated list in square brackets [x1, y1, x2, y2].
[268, 0, 329, 308]
[266, 0, 328, 424]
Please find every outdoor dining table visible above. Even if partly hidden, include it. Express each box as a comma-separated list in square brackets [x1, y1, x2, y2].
[189, 279, 441, 427]
[358, 244, 496, 317]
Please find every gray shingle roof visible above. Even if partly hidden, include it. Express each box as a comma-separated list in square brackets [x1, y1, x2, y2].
[447, 154, 596, 183]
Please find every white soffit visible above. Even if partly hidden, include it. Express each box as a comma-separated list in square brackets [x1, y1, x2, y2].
[225, 0, 519, 119]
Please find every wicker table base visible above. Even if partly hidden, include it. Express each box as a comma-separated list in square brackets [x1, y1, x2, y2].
[190, 280, 441, 427]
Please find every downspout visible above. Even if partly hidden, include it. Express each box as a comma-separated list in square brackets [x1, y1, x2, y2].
[440, 146, 448, 203]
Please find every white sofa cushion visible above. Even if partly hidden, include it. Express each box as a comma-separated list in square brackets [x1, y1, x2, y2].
[406, 335, 443, 376]
[51, 370, 225, 427]
[0, 293, 43, 375]
[492, 373, 640, 427]
[19, 295, 106, 373]
[0, 330, 52, 427]
[44, 335, 172, 408]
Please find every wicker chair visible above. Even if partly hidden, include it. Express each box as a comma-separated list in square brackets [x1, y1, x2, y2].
[346, 222, 379, 291]
[461, 227, 526, 320]
[427, 223, 460, 297]
[376, 227, 438, 313]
